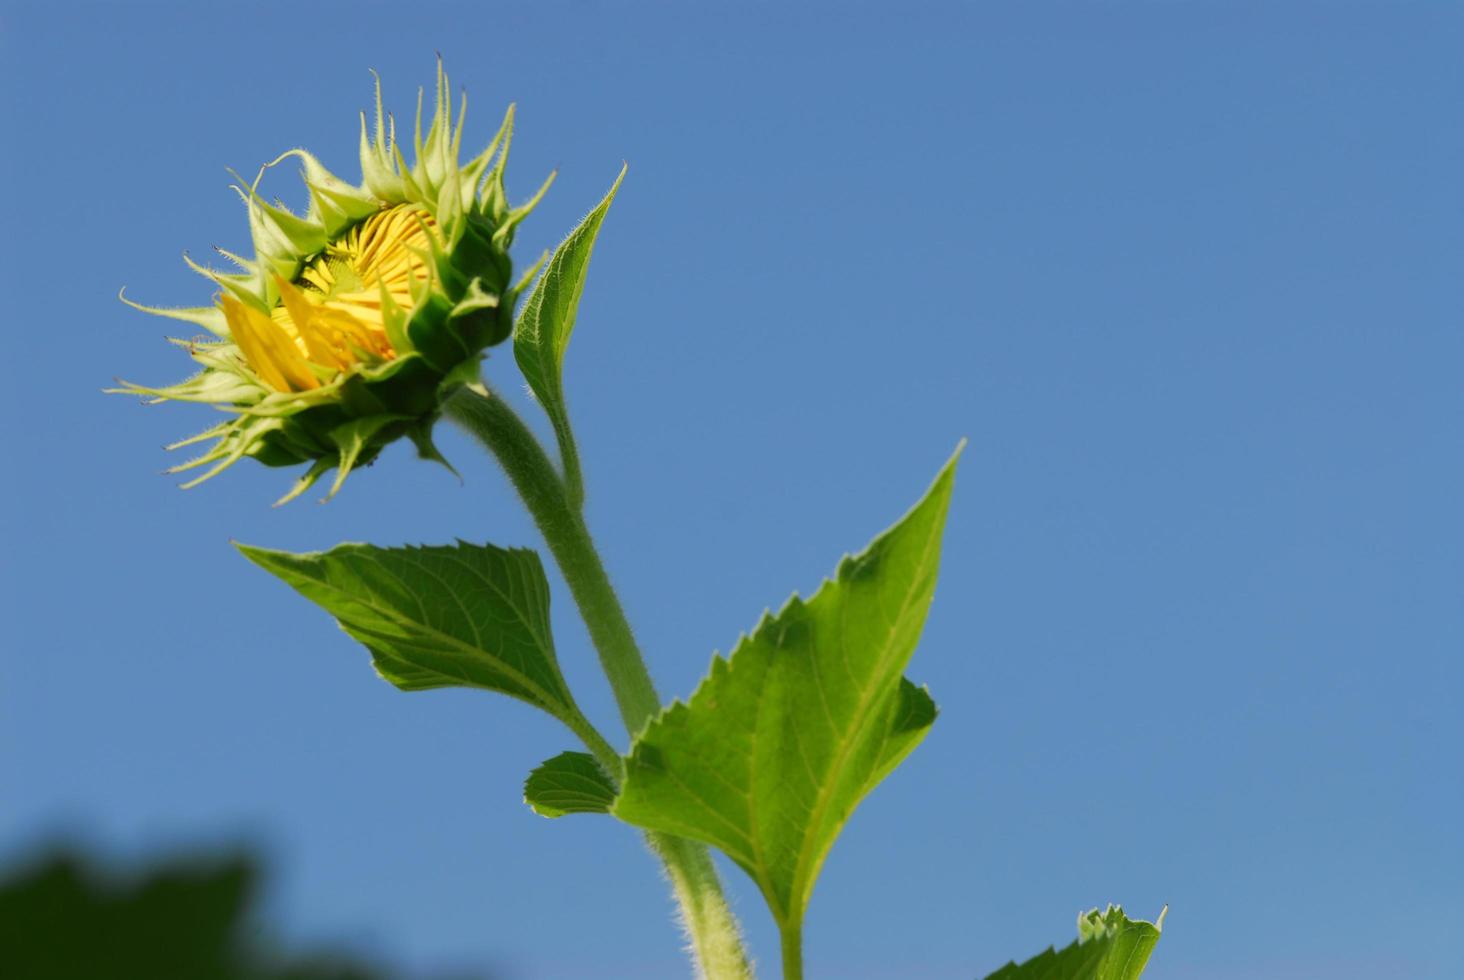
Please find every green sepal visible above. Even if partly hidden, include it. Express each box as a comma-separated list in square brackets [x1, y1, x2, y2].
[406, 286, 473, 374]
[448, 278, 503, 353]
[353, 354, 442, 417]
[406, 416, 460, 480]
[117, 289, 229, 337]
[229, 169, 327, 261]
[171, 418, 287, 489]
[274, 458, 334, 507]
[524, 751, 617, 818]
[505, 250, 548, 321]
[358, 70, 407, 202]
[268, 148, 379, 235]
[493, 170, 556, 250]
[107, 369, 261, 407]
[451, 216, 512, 288]
[378, 280, 414, 356]
[325, 415, 408, 500]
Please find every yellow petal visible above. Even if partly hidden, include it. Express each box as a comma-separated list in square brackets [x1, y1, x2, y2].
[275, 276, 354, 371]
[220, 294, 319, 391]
[220, 295, 290, 392]
[314, 306, 392, 360]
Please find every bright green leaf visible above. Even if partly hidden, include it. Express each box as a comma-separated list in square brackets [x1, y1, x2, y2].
[983, 905, 1165, 980]
[236, 541, 579, 723]
[512, 165, 625, 508]
[524, 751, 617, 818]
[611, 446, 961, 931]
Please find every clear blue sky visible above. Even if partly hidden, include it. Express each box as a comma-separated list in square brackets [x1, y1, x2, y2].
[2, 3, 1460, 977]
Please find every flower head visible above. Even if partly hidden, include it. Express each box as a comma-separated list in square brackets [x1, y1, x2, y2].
[115, 63, 550, 503]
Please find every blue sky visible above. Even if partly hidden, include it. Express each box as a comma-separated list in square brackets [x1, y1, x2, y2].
[2, 2, 1460, 977]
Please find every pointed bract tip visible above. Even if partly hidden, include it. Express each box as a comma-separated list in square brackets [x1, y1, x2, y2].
[263, 149, 295, 171]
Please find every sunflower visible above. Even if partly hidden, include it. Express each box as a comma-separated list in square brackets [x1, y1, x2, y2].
[114, 63, 550, 503]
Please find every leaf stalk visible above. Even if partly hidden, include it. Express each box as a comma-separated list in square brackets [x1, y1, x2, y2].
[779, 921, 804, 980]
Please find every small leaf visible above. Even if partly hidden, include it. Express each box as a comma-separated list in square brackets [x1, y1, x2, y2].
[612, 445, 961, 931]
[513, 165, 626, 508]
[236, 541, 579, 724]
[524, 751, 617, 818]
[982, 905, 1165, 980]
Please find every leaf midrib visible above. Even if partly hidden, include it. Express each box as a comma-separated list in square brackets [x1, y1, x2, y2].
[780, 518, 944, 924]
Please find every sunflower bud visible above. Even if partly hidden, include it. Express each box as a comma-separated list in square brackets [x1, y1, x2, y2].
[113, 63, 551, 504]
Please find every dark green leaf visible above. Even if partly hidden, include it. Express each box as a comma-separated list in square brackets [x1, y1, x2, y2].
[524, 751, 617, 818]
[237, 540, 578, 722]
[0, 847, 390, 980]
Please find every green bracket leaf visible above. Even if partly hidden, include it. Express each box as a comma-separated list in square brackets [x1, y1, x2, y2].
[524, 751, 617, 818]
[611, 445, 962, 936]
[512, 165, 626, 510]
[236, 540, 581, 724]
[982, 905, 1165, 980]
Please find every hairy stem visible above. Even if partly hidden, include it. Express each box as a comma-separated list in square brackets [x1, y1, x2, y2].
[447, 386, 657, 729]
[446, 385, 752, 979]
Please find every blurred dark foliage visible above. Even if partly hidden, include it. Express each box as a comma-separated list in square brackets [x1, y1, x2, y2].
[0, 845, 486, 980]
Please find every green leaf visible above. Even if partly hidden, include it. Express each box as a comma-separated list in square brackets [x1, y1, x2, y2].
[611, 446, 962, 931]
[982, 905, 1165, 980]
[512, 165, 626, 509]
[236, 540, 579, 723]
[524, 751, 617, 818]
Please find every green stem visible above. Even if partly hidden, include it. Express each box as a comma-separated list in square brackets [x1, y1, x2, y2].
[445, 385, 752, 980]
[446, 386, 657, 730]
[779, 923, 804, 980]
